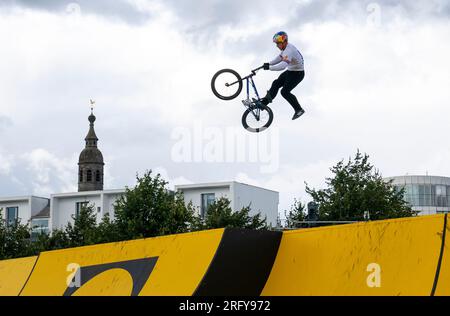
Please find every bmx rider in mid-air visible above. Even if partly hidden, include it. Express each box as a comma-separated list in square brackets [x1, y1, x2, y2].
[261, 31, 305, 121]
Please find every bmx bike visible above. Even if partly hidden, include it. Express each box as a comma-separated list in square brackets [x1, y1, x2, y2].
[211, 66, 274, 133]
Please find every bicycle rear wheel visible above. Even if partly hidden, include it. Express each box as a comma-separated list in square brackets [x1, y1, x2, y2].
[242, 104, 274, 133]
[211, 69, 243, 100]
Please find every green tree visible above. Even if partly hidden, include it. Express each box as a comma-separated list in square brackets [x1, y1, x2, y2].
[113, 170, 196, 240]
[305, 150, 416, 221]
[95, 213, 121, 244]
[284, 198, 306, 228]
[197, 197, 267, 230]
[65, 204, 99, 247]
[0, 211, 34, 260]
[29, 228, 70, 255]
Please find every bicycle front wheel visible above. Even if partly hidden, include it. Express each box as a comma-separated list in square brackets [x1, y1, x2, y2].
[242, 104, 274, 133]
[211, 69, 243, 101]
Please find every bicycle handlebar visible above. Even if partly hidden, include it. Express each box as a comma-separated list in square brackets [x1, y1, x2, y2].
[251, 65, 264, 75]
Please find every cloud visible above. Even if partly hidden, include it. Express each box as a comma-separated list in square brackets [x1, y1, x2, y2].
[20, 148, 78, 196]
[2, 0, 449, 35]
[0, 148, 80, 197]
[151, 166, 194, 191]
[0, 151, 14, 175]
[287, 0, 450, 25]
[1, 1, 449, 217]
[233, 156, 338, 219]
[0, 116, 13, 134]
[0, 0, 154, 25]
[263, 159, 338, 211]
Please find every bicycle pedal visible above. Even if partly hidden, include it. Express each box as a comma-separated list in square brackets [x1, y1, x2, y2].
[242, 99, 252, 107]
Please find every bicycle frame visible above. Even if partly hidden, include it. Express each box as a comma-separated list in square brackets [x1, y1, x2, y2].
[226, 66, 265, 120]
[246, 75, 261, 101]
[247, 66, 265, 120]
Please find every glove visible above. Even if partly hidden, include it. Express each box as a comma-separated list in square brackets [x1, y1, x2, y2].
[263, 63, 270, 70]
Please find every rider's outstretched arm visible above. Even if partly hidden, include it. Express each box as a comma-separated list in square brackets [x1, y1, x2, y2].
[266, 55, 288, 71]
[269, 62, 288, 71]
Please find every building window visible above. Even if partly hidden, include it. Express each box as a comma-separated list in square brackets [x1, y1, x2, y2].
[96, 170, 101, 182]
[79, 170, 83, 182]
[396, 182, 450, 209]
[6, 207, 18, 226]
[31, 219, 49, 241]
[87, 170, 92, 182]
[75, 201, 89, 218]
[436, 185, 447, 207]
[201, 193, 215, 218]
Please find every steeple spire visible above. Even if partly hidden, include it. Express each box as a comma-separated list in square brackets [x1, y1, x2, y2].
[78, 100, 104, 192]
[85, 113, 98, 148]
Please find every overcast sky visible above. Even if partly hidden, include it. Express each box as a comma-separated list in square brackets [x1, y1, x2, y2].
[1, 0, 449, 217]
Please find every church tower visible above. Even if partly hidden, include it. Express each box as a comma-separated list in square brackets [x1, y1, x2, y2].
[78, 103, 104, 192]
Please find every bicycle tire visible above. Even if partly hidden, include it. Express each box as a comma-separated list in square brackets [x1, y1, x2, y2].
[211, 69, 243, 101]
[241, 104, 274, 133]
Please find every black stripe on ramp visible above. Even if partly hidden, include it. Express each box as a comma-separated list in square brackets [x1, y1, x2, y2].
[431, 213, 448, 296]
[193, 228, 282, 296]
[18, 254, 40, 296]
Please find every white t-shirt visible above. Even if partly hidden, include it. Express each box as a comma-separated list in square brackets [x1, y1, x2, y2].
[269, 43, 304, 71]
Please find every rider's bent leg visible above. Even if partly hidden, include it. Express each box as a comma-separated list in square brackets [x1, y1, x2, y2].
[261, 71, 288, 106]
[280, 71, 305, 112]
[281, 89, 302, 112]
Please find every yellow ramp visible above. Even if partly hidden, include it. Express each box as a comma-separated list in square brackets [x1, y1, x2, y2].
[3, 216, 447, 296]
[0, 256, 37, 296]
[20, 229, 224, 296]
[262, 215, 446, 296]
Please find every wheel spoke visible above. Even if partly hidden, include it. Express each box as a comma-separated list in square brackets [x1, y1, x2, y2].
[245, 107, 271, 131]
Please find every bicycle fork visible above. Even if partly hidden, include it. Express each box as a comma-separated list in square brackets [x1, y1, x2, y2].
[245, 77, 262, 121]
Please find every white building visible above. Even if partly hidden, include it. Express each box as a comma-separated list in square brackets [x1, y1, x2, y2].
[0, 180, 279, 233]
[0, 196, 50, 236]
[50, 189, 125, 231]
[175, 181, 279, 227]
[385, 175, 450, 216]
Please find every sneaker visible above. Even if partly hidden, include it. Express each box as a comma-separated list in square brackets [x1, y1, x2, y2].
[260, 97, 269, 106]
[292, 109, 305, 120]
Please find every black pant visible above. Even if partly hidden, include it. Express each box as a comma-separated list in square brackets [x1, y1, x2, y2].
[265, 70, 305, 112]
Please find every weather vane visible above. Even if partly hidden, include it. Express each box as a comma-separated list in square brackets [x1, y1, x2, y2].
[90, 99, 95, 113]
